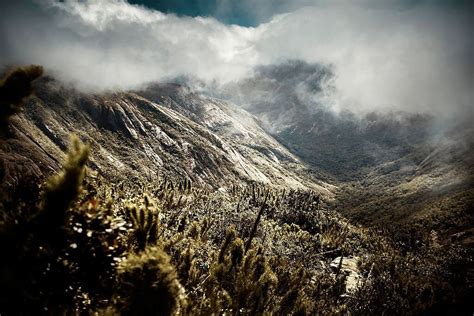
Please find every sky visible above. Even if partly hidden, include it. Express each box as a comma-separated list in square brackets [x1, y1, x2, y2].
[129, 0, 472, 26]
[0, 0, 472, 116]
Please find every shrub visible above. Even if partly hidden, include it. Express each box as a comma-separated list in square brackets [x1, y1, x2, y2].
[117, 246, 185, 315]
[0, 65, 43, 131]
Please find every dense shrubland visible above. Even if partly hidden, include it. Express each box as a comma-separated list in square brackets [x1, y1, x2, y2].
[0, 136, 471, 315]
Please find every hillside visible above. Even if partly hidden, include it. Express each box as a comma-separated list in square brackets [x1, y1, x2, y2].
[217, 60, 435, 181]
[0, 0, 472, 313]
[0, 68, 472, 314]
[335, 132, 474, 246]
[216, 61, 474, 238]
[0, 77, 331, 194]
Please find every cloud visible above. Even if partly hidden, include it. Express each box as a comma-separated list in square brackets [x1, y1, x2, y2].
[0, 0, 261, 89]
[0, 0, 472, 117]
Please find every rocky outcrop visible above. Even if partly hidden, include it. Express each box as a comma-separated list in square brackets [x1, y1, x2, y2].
[1, 78, 333, 194]
[330, 256, 362, 293]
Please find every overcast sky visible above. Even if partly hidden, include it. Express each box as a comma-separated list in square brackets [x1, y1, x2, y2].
[0, 0, 472, 116]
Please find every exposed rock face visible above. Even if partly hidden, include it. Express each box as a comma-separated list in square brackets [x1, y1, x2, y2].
[0, 77, 332, 194]
[330, 256, 362, 293]
[1, 72, 471, 244]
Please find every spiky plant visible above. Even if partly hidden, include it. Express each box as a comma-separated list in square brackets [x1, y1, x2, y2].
[0, 65, 43, 132]
[117, 246, 186, 316]
[33, 135, 89, 238]
[125, 195, 160, 251]
[277, 267, 307, 315]
[245, 190, 269, 252]
[235, 246, 277, 314]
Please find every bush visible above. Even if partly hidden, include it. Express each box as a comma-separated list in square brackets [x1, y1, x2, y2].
[0, 65, 43, 132]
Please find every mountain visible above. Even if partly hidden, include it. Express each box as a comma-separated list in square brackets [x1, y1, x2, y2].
[335, 130, 474, 247]
[215, 60, 474, 238]
[0, 76, 332, 195]
[0, 67, 472, 314]
[216, 60, 439, 181]
[2, 66, 472, 237]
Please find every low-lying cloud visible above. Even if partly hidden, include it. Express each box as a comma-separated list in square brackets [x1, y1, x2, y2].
[0, 0, 472, 117]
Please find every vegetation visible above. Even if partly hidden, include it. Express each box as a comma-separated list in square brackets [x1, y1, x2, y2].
[0, 136, 471, 315]
[0, 65, 471, 314]
[0, 65, 43, 133]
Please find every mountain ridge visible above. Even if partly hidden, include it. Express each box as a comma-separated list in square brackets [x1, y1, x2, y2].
[0, 76, 333, 196]
[0, 67, 472, 314]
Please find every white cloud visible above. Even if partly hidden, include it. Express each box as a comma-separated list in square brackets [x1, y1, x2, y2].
[1, 0, 472, 116]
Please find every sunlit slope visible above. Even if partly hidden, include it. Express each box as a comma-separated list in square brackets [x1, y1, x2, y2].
[0, 77, 331, 194]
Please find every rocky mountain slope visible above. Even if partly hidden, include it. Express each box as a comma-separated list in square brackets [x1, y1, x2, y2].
[0, 66, 472, 314]
[216, 60, 441, 181]
[335, 132, 474, 246]
[2, 66, 471, 237]
[215, 60, 474, 239]
[0, 76, 332, 194]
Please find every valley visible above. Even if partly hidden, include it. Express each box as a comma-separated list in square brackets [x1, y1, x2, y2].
[0, 67, 472, 314]
[1, 0, 472, 314]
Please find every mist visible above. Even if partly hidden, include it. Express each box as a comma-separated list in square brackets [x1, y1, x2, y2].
[0, 0, 472, 117]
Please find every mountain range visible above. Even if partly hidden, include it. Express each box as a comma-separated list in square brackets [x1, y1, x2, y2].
[0, 63, 473, 314]
[1, 63, 473, 239]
